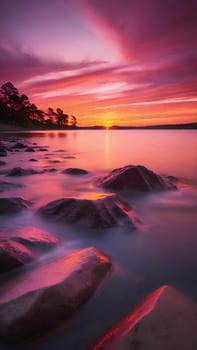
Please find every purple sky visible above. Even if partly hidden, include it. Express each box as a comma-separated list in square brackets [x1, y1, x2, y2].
[0, 0, 197, 126]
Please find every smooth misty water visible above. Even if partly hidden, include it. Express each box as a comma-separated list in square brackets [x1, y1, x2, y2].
[0, 130, 197, 349]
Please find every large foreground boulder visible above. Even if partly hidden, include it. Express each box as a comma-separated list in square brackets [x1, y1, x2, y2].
[0, 227, 59, 251]
[38, 194, 139, 230]
[0, 247, 111, 342]
[0, 240, 35, 274]
[98, 165, 177, 192]
[0, 197, 29, 214]
[100, 286, 197, 350]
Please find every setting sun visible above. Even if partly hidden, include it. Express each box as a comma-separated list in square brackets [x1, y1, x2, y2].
[104, 121, 112, 129]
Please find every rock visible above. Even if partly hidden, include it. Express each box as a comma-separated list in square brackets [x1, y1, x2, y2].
[0, 197, 29, 214]
[38, 194, 139, 230]
[13, 142, 27, 149]
[0, 247, 111, 342]
[98, 165, 177, 192]
[166, 175, 178, 183]
[9, 139, 16, 143]
[0, 146, 7, 157]
[46, 168, 57, 172]
[6, 166, 56, 176]
[62, 168, 89, 175]
[5, 226, 59, 250]
[25, 148, 35, 152]
[7, 167, 40, 176]
[49, 160, 61, 163]
[0, 240, 35, 274]
[112, 286, 197, 350]
[29, 158, 38, 162]
[63, 156, 76, 159]
[0, 160, 6, 166]
[0, 181, 23, 192]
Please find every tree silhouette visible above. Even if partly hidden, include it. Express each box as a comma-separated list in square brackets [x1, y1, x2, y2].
[0, 82, 78, 129]
[70, 115, 77, 127]
[56, 108, 69, 127]
[0, 82, 20, 111]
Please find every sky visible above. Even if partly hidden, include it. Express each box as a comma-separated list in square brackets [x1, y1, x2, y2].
[0, 0, 197, 126]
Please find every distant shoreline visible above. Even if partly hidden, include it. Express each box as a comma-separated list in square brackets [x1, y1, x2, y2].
[0, 122, 197, 132]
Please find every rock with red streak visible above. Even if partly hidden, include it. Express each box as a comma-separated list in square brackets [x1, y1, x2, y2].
[113, 286, 197, 350]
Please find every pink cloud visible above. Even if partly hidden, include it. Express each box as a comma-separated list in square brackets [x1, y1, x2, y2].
[80, 0, 197, 62]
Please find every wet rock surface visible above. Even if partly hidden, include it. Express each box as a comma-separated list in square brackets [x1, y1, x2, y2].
[0, 197, 29, 214]
[0, 160, 6, 166]
[0, 146, 7, 157]
[29, 158, 38, 162]
[13, 142, 28, 149]
[7, 167, 41, 176]
[62, 167, 89, 175]
[6, 166, 56, 176]
[25, 147, 35, 152]
[98, 165, 177, 192]
[3, 226, 60, 250]
[38, 194, 139, 230]
[113, 286, 197, 350]
[0, 240, 35, 274]
[0, 181, 23, 192]
[0, 247, 111, 343]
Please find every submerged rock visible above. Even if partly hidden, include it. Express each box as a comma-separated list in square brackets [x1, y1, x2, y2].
[0, 181, 23, 192]
[49, 160, 61, 163]
[0, 247, 111, 342]
[46, 167, 57, 172]
[98, 165, 177, 192]
[6, 166, 58, 176]
[62, 168, 89, 175]
[13, 142, 27, 149]
[63, 156, 76, 159]
[6, 166, 51, 176]
[113, 286, 197, 350]
[38, 194, 139, 230]
[25, 147, 35, 152]
[0, 197, 29, 214]
[0, 146, 7, 157]
[7, 167, 40, 176]
[29, 158, 38, 162]
[0, 160, 6, 166]
[0, 240, 35, 274]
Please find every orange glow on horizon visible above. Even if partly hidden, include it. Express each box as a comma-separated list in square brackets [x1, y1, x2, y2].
[34, 94, 197, 127]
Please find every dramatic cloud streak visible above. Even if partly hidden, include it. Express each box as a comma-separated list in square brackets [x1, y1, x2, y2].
[0, 0, 197, 125]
